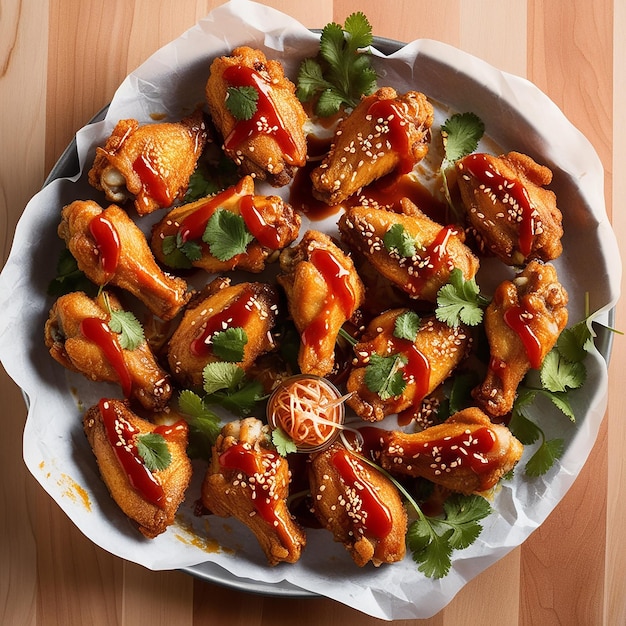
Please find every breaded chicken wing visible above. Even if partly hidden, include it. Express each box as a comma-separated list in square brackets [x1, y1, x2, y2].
[44, 291, 172, 411]
[88, 110, 207, 215]
[59, 200, 190, 320]
[381, 407, 523, 494]
[277, 230, 365, 377]
[472, 260, 568, 418]
[83, 399, 192, 538]
[310, 87, 434, 205]
[151, 175, 300, 273]
[339, 199, 479, 302]
[167, 278, 279, 388]
[206, 46, 307, 187]
[346, 310, 471, 422]
[455, 151, 563, 265]
[308, 441, 407, 567]
[201, 418, 306, 565]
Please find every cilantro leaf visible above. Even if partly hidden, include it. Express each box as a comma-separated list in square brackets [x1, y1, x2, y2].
[540, 389, 576, 421]
[211, 327, 248, 362]
[202, 361, 245, 394]
[226, 85, 259, 121]
[177, 390, 221, 458]
[508, 400, 542, 445]
[364, 353, 407, 400]
[202, 208, 254, 261]
[136, 432, 171, 472]
[344, 11, 374, 48]
[394, 310, 421, 342]
[407, 519, 454, 579]
[161, 232, 202, 269]
[202, 362, 264, 416]
[441, 494, 492, 549]
[383, 223, 418, 258]
[184, 153, 239, 203]
[436, 268, 488, 327]
[441, 112, 485, 166]
[525, 438, 564, 477]
[47, 248, 96, 297]
[272, 427, 298, 456]
[557, 321, 594, 362]
[540, 349, 586, 393]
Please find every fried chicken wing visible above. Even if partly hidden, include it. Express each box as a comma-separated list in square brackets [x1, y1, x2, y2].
[339, 199, 479, 302]
[88, 110, 207, 215]
[455, 151, 563, 265]
[346, 310, 471, 423]
[151, 175, 301, 273]
[83, 399, 192, 538]
[381, 407, 523, 494]
[308, 441, 407, 567]
[59, 200, 190, 320]
[277, 230, 365, 377]
[310, 88, 434, 205]
[167, 278, 279, 388]
[472, 260, 568, 417]
[44, 291, 173, 411]
[201, 418, 306, 565]
[205, 46, 307, 187]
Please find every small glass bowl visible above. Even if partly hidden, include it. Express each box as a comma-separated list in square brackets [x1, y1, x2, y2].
[266, 374, 346, 453]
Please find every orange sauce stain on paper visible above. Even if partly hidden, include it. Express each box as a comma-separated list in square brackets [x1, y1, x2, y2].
[58, 473, 92, 511]
[174, 516, 234, 556]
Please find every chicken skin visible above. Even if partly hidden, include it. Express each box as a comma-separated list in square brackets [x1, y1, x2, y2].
[88, 110, 207, 215]
[455, 151, 563, 265]
[310, 88, 434, 206]
[59, 200, 190, 321]
[151, 175, 301, 273]
[308, 441, 407, 567]
[44, 291, 172, 411]
[473, 260, 569, 418]
[381, 407, 523, 494]
[346, 310, 471, 422]
[339, 199, 479, 302]
[201, 418, 306, 565]
[206, 46, 307, 187]
[277, 230, 365, 377]
[167, 278, 279, 388]
[83, 399, 192, 538]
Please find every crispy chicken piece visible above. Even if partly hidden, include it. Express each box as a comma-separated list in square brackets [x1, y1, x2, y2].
[339, 199, 479, 302]
[88, 110, 207, 215]
[83, 399, 192, 538]
[455, 151, 563, 265]
[201, 418, 306, 565]
[44, 291, 173, 411]
[472, 260, 568, 417]
[205, 46, 307, 187]
[310, 88, 434, 205]
[59, 200, 190, 320]
[167, 278, 279, 388]
[346, 310, 471, 422]
[277, 230, 365, 377]
[381, 407, 523, 494]
[151, 175, 301, 273]
[308, 442, 407, 567]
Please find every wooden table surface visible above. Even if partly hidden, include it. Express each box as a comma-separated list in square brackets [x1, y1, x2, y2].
[1, 1, 624, 624]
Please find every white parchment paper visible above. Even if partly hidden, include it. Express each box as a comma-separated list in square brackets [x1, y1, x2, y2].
[0, 0, 621, 620]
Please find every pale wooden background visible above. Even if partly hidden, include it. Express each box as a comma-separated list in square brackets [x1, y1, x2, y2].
[1, 1, 624, 624]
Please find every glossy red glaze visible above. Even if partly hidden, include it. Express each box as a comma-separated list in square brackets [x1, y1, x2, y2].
[503, 303, 543, 368]
[132, 152, 172, 207]
[239, 195, 282, 249]
[367, 99, 413, 174]
[88, 214, 120, 278]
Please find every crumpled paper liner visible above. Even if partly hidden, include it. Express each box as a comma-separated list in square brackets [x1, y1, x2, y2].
[0, 0, 620, 620]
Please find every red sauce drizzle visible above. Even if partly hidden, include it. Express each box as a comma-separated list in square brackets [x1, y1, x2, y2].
[132, 152, 172, 207]
[503, 304, 543, 368]
[190, 287, 256, 357]
[331, 448, 393, 539]
[404, 426, 497, 474]
[462, 153, 536, 257]
[222, 65, 300, 164]
[80, 318, 132, 397]
[89, 214, 121, 278]
[367, 99, 413, 174]
[154, 420, 188, 443]
[99, 399, 165, 507]
[219, 443, 296, 546]
[238, 195, 282, 249]
[301, 248, 355, 351]
[407, 225, 458, 296]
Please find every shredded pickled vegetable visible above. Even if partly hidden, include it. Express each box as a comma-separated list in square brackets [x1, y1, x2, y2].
[269, 378, 349, 448]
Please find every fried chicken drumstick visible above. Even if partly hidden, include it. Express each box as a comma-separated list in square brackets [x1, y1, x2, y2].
[201, 418, 306, 565]
[88, 110, 207, 215]
[59, 200, 190, 321]
[83, 399, 192, 538]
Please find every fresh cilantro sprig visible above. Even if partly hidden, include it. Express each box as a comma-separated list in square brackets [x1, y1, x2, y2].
[184, 152, 239, 204]
[211, 327, 248, 363]
[47, 248, 97, 297]
[202, 361, 265, 416]
[136, 432, 172, 472]
[439, 112, 485, 216]
[394, 311, 421, 342]
[297, 12, 378, 117]
[161, 232, 202, 269]
[383, 223, 422, 258]
[436, 268, 490, 327]
[226, 85, 259, 121]
[203, 208, 254, 261]
[101, 292, 145, 350]
[177, 389, 222, 459]
[272, 427, 298, 456]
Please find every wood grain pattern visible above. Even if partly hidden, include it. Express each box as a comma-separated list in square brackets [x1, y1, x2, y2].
[1, 1, 622, 624]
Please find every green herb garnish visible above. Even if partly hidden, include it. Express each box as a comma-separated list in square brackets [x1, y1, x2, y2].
[436, 268, 490, 327]
[383, 223, 420, 258]
[201, 361, 264, 416]
[393, 311, 421, 342]
[272, 427, 298, 457]
[102, 292, 144, 351]
[177, 389, 222, 459]
[202, 208, 254, 261]
[47, 248, 96, 296]
[211, 327, 248, 363]
[364, 353, 408, 400]
[161, 232, 202, 269]
[226, 85, 259, 121]
[136, 432, 171, 472]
